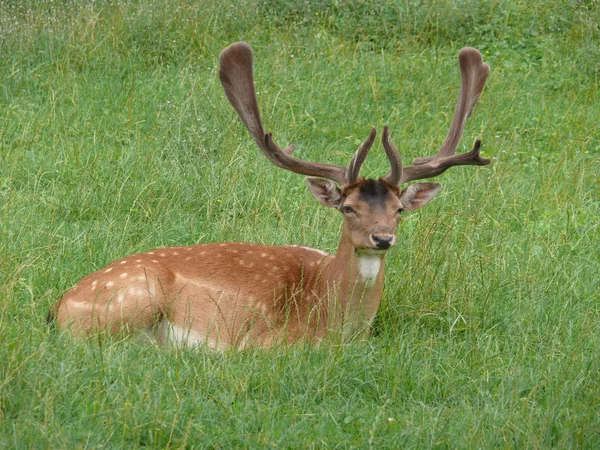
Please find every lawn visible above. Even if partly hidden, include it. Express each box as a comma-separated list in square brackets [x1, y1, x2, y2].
[1, 0, 599, 447]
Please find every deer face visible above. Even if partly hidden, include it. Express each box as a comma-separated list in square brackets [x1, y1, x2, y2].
[340, 179, 402, 253]
[306, 177, 442, 253]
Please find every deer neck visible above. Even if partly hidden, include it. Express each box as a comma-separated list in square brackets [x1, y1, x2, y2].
[319, 225, 386, 332]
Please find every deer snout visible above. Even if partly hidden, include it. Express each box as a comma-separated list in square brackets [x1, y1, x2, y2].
[371, 233, 395, 250]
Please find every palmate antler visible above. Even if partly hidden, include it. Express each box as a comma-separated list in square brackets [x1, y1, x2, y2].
[219, 42, 374, 186]
[219, 42, 490, 187]
[383, 47, 491, 186]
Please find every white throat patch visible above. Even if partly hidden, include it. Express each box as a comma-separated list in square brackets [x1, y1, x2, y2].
[357, 255, 382, 282]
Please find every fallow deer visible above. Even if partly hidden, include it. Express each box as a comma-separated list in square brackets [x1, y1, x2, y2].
[49, 42, 490, 349]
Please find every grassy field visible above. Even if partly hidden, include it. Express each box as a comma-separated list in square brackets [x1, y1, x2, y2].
[1, 0, 599, 447]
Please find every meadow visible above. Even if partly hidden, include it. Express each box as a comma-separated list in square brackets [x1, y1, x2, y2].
[0, 0, 599, 447]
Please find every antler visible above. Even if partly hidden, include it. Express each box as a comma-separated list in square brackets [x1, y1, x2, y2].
[219, 42, 374, 186]
[384, 47, 491, 186]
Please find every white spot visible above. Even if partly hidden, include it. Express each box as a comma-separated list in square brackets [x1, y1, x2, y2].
[219, 244, 227, 247]
[186, 247, 193, 251]
[135, 259, 142, 263]
[185, 257, 192, 261]
[287, 245, 329, 256]
[117, 294, 125, 303]
[104, 268, 113, 273]
[160, 253, 166, 257]
[238, 334, 252, 350]
[166, 323, 203, 346]
[69, 299, 89, 310]
[261, 253, 267, 257]
[200, 251, 206, 256]
[164, 322, 227, 350]
[152, 260, 158, 263]
[120, 261, 127, 265]
[105, 281, 114, 288]
[120, 273, 128, 279]
[148, 252, 155, 255]
[358, 256, 382, 282]
[304, 246, 328, 256]
[172, 252, 179, 256]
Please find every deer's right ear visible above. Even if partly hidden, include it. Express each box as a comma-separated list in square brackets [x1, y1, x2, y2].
[306, 178, 342, 208]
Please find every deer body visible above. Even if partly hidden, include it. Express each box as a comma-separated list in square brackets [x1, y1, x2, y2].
[53, 180, 397, 348]
[54, 238, 386, 349]
[50, 43, 491, 348]
[55, 243, 335, 348]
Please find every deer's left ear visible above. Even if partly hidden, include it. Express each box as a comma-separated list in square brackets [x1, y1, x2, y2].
[399, 182, 442, 210]
[306, 178, 342, 208]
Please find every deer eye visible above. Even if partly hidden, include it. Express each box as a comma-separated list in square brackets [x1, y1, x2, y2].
[396, 208, 404, 215]
[342, 205, 356, 214]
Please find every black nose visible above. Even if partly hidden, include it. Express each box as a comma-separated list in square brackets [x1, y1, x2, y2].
[372, 234, 394, 249]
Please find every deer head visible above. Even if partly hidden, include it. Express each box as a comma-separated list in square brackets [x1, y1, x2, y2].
[219, 42, 490, 255]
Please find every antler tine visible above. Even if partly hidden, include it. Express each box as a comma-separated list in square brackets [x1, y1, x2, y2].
[219, 42, 265, 156]
[219, 42, 349, 185]
[346, 128, 376, 185]
[382, 126, 403, 186]
[399, 139, 489, 184]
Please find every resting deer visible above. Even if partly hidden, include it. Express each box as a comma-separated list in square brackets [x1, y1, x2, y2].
[49, 42, 490, 349]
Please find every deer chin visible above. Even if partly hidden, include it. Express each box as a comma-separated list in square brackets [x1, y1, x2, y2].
[355, 248, 389, 256]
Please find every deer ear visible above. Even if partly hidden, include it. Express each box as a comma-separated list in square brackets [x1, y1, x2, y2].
[399, 182, 442, 210]
[306, 178, 342, 208]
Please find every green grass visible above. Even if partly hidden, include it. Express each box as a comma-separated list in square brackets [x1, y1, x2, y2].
[1, 0, 599, 447]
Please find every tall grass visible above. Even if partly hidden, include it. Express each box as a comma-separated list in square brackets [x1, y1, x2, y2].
[1, 0, 599, 447]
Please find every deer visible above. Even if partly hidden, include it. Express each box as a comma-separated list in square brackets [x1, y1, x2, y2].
[48, 42, 490, 349]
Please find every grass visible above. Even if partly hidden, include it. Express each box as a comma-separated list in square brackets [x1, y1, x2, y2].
[1, 0, 599, 447]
